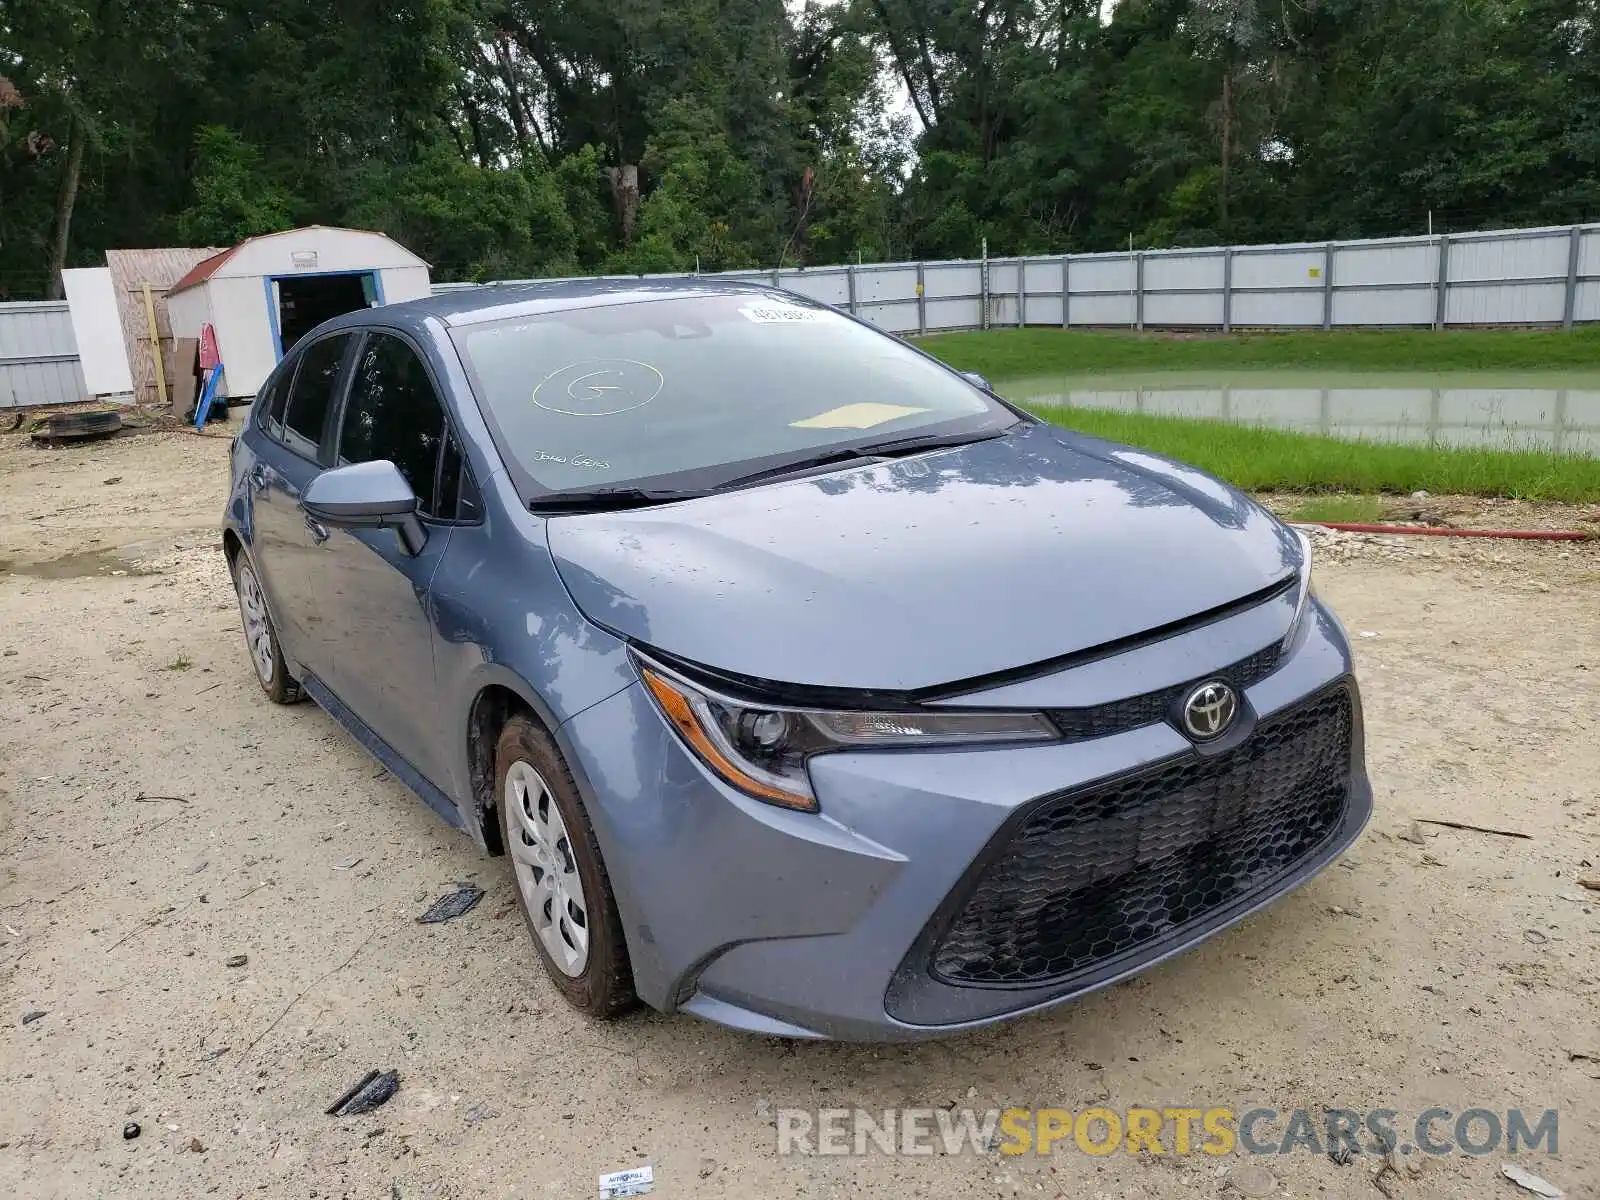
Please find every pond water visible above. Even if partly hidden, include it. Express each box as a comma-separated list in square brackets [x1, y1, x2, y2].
[1000, 369, 1600, 456]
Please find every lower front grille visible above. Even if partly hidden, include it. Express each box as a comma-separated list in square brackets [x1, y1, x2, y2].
[932, 687, 1353, 988]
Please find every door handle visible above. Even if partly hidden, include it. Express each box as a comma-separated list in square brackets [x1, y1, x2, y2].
[247, 465, 268, 494]
[304, 514, 330, 543]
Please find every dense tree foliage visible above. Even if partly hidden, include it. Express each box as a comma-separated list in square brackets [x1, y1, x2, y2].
[1, 0, 1596, 298]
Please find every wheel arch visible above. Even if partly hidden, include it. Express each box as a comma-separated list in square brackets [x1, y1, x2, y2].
[464, 671, 567, 856]
[221, 527, 244, 566]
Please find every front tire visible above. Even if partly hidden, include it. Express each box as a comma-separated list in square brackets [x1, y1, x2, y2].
[496, 715, 635, 1018]
[230, 551, 303, 705]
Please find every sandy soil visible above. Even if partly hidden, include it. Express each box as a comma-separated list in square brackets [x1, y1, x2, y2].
[1, 422, 1597, 1200]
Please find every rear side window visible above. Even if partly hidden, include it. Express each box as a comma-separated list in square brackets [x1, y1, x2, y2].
[338, 333, 448, 516]
[281, 333, 352, 459]
[256, 368, 292, 440]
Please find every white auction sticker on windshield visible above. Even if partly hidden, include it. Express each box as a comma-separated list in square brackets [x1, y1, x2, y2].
[739, 303, 819, 323]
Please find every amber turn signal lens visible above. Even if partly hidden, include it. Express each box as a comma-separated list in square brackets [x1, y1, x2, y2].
[640, 667, 819, 811]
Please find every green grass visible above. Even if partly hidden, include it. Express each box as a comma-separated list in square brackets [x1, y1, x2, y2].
[1028, 404, 1600, 502]
[921, 326, 1600, 377]
[166, 654, 192, 671]
[1286, 494, 1387, 524]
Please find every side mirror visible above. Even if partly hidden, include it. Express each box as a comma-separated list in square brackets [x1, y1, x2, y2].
[303, 460, 427, 556]
[960, 371, 991, 392]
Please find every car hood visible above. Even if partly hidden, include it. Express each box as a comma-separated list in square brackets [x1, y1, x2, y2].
[545, 423, 1302, 693]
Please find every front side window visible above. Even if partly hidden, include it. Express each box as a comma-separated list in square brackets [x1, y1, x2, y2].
[451, 293, 1008, 497]
[338, 332, 448, 516]
[281, 333, 352, 459]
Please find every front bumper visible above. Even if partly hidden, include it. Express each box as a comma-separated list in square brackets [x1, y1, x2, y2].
[558, 596, 1371, 1042]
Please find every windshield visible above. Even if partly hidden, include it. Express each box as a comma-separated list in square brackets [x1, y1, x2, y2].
[450, 292, 1008, 497]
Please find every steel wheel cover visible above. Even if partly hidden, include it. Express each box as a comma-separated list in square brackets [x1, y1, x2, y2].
[236, 563, 275, 685]
[505, 760, 590, 976]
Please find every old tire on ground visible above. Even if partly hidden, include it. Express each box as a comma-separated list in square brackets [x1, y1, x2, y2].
[496, 714, 636, 1018]
[29, 410, 123, 443]
[229, 550, 303, 705]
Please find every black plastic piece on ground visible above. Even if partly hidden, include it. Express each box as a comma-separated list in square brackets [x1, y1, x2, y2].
[416, 884, 484, 924]
[327, 1068, 400, 1116]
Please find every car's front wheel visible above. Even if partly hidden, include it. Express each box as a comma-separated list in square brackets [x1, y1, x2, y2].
[496, 715, 636, 1018]
[230, 551, 302, 705]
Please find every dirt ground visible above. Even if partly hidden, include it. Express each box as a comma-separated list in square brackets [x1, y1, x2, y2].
[2, 419, 1597, 1200]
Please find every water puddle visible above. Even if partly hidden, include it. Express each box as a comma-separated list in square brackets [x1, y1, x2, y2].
[0, 544, 159, 580]
[1003, 369, 1600, 455]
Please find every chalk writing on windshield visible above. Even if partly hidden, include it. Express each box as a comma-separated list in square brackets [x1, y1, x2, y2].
[532, 359, 664, 417]
[529, 450, 611, 470]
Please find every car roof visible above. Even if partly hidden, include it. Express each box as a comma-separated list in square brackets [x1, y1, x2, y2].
[320, 276, 798, 338]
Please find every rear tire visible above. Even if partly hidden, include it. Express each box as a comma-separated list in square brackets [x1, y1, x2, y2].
[496, 715, 636, 1018]
[230, 550, 303, 705]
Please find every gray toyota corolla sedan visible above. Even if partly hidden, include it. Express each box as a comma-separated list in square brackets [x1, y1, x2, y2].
[222, 279, 1371, 1041]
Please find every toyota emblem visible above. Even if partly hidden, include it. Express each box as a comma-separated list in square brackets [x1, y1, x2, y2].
[1181, 681, 1238, 741]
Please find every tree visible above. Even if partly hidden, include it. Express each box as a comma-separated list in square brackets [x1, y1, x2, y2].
[177, 127, 296, 246]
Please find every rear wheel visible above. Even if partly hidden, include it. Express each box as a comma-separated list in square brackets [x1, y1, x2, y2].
[496, 715, 635, 1018]
[230, 552, 302, 705]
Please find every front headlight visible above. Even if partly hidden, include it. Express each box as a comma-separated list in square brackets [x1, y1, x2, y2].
[635, 654, 1058, 812]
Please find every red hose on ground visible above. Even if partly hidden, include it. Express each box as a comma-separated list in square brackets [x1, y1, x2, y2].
[1290, 521, 1591, 540]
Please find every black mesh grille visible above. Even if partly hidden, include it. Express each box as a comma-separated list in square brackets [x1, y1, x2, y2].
[932, 687, 1352, 987]
[1048, 643, 1283, 742]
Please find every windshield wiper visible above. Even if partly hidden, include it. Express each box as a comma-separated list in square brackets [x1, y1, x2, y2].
[529, 486, 711, 514]
[713, 426, 1014, 491]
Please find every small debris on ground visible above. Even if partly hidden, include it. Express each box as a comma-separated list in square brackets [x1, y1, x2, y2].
[1225, 1162, 1277, 1196]
[327, 1068, 400, 1116]
[1401, 820, 1428, 845]
[103, 476, 121, 485]
[1328, 1143, 1353, 1166]
[1418, 817, 1532, 840]
[1523, 929, 1548, 944]
[417, 884, 484, 924]
[1501, 1162, 1564, 1197]
[224, 954, 248, 968]
[463, 1100, 499, 1125]
[333, 856, 363, 871]
[599, 1164, 655, 1198]
[21, 1010, 46, 1025]
[1372, 1151, 1402, 1198]
[186, 1136, 205, 1154]
[122, 1122, 140, 1140]
[1577, 878, 1600, 892]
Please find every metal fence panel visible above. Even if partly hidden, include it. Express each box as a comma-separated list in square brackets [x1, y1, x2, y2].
[1144, 292, 1223, 326]
[1451, 229, 1570, 283]
[0, 301, 86, 409]
[1332, 287, 1435, 326]
[1232, 290, 1323, 326]
[1580, 229, 1600, 276]
[1446, 281, 1566, 325]
[1144, 252, 1224, 291]
[1231, 245, 1326, 290]
[1576, 282, 1600, 323]
[1334, 241, 1433, 287]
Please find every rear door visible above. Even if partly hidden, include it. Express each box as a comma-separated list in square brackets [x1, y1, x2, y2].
[246, 331, 355, 668]
[310, 329, 463, 789]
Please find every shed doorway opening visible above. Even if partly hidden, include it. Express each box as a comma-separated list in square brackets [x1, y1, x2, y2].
[274, 272, 377, 353]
